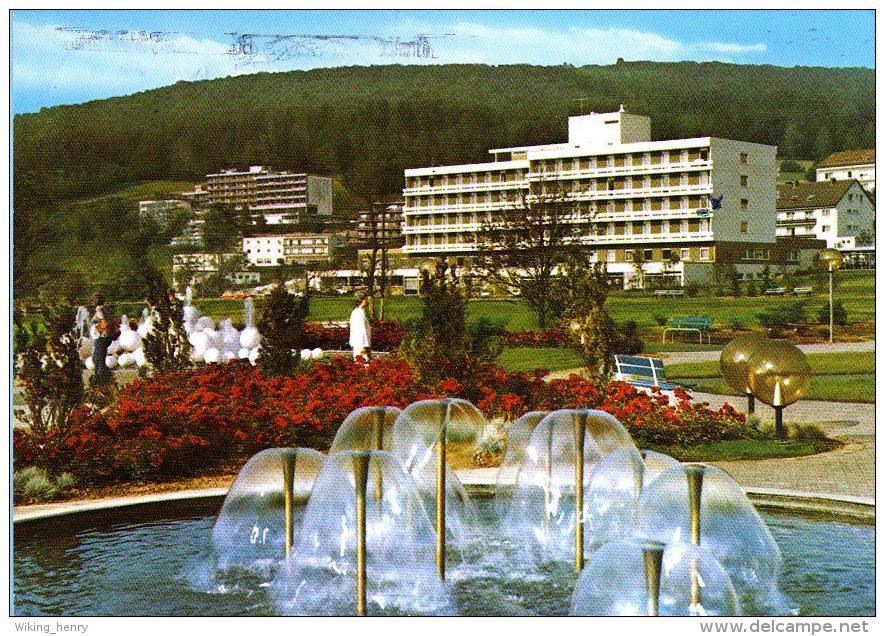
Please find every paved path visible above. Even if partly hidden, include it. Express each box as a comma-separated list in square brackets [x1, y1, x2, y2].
[660, 339, 874, 365]
[691, 392, 874, 499]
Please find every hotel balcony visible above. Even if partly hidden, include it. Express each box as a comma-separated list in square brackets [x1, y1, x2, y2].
[526, 157, 712, 181]
[531, 182, 712, 202]
[403, 179, 528, 196]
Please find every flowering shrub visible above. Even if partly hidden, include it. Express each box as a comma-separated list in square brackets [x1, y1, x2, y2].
[13, 357, 749, 485]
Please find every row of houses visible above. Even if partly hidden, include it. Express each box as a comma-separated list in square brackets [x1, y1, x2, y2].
[158, 107, 874, 292]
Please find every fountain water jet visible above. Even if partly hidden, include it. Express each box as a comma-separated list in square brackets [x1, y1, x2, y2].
[499, 409, 642, 568]
[209, 448, 325, 579]
[392, 398, 485, 578]
[634, 463, 787, 613]
[272, 449, 456, 616]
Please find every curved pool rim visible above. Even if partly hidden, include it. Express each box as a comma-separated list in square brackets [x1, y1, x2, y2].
[12, 478, 875, 526]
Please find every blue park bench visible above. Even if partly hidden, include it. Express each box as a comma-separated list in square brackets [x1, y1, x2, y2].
[662, 316, 713, 344]
[612, 355, 692, 392]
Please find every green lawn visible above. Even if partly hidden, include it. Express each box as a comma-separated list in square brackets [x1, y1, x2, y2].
[666, 351, 875, 379]
[496, 347, 582, 373]
[605, 272, 875, 329]
[676, 374, 874, 404]
[665, 351, 875, 403]
[648, 439, 840, 462]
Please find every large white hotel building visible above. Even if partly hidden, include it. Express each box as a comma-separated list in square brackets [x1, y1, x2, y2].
[402, 108, 779, 287]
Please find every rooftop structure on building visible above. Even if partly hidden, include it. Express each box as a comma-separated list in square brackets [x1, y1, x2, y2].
[203, 166, 333, 224]
[816, 149, 875, 193]
[776, 179, 875, 249]
[403, 107, 781, 288]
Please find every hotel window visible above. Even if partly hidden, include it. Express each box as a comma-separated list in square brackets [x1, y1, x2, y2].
[680, 220, 689, 233]
[740, 175, 748, 187]
[699, 247, 710, 260]
[625, 249, 634, 262]
[740, 199, 749, 210]
[607, 251, 616, 263]
[739, 152, 749, 164]
[642, 222, 651, 235]
[643, 249, 653, 260]
[740, 221, 749, 233]
[662, 248, 672, 260]
[680, 248, 690, 260]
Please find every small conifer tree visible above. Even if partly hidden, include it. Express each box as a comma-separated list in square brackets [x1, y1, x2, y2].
[256, 283, 310, 376]
[15, 304, 84, 441]
[141, 278, 192, 373]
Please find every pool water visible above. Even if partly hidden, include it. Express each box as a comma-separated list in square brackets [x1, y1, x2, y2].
[12, 501, 874, 617]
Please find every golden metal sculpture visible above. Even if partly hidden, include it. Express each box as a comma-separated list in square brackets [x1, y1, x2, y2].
[573, 411, 587, 573]
[372, 408, 385, 504]
[282, 451, 297, 558]
[685, 464, 706, 610]
[642, 540, 666, 616]
[747, 341, 812, 438]
[720, 333, 768, 415]
[435, 400, 450, 580]
[352, 451, 372, 616]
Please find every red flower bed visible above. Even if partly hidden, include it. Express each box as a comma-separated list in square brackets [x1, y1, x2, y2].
[303, 320, 405, 351]
[13, 358, 747, 484]
[301, 323, 571, 351]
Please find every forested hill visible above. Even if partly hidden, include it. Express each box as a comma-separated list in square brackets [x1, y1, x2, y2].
[14, 61, 874, 206]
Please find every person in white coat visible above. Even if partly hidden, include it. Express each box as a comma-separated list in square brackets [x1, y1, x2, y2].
[349, 295, 371, 361]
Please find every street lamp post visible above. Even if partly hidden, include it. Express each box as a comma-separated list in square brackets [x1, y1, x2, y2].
[818, 249, 843, 344]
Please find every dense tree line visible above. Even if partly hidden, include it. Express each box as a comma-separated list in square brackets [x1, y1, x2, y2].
[12, 62, 874, 300]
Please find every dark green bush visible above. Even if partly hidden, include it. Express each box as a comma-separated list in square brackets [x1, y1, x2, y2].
[817, 300, 847, 326]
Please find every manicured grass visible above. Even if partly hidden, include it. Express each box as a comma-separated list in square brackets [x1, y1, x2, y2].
[649, 439, 841, 462]
[666, 351, 875, 379]
[677, 374, 875, 404]
[643, 342, 722, 353]
[496, 347, 582, 373]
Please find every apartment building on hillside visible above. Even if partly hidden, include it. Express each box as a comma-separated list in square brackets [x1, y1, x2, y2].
[816, 149, 875, 194]
[242, 232, 344, 266]
[777, 179, 875, 249]
[204, 166, 332, 224]
[402, 107, 779, 287]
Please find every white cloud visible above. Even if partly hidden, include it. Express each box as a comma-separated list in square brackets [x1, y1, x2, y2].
[10, 16, 769, 113]
[403, 18, 765, 66]
[697, 41, 767, 54]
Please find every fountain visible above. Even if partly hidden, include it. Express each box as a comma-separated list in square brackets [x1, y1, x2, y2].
[499, 409, 643, 569]
[389, 398, 486, 578]
[633, 464, 788, 614]
[208, 448, 325, 582]
[271, 450, 456, 616]
[12, 399, 875, 617]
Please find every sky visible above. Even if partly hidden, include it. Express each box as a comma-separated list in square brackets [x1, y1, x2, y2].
[9, 6, 877, 115]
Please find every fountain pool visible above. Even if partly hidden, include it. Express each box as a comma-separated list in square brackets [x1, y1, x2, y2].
[12, 496, 874, 616]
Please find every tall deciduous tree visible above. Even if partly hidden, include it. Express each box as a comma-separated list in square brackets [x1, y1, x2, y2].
[475, 182, 592, 328]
